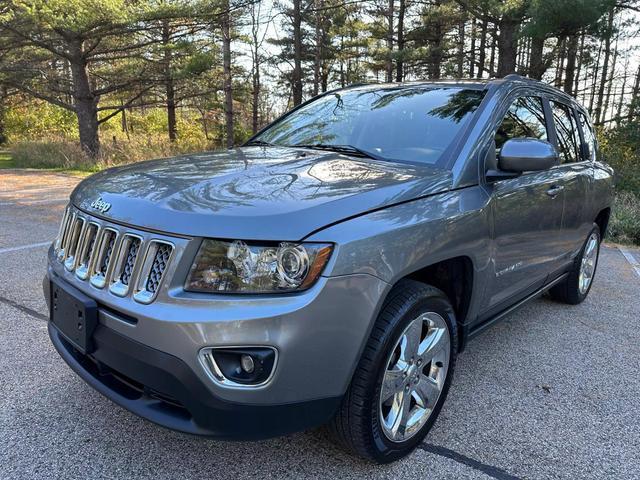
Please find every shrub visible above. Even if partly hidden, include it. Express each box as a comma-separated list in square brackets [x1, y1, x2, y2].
[608, 191, 640, 245]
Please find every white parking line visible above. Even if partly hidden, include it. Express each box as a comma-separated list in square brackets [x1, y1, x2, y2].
[0, 198, 68, 206]
[0, 241, 51, 254]
[619, 247, 640, 278]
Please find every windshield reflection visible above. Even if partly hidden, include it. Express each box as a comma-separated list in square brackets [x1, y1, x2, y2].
[256, 86, 485, 166]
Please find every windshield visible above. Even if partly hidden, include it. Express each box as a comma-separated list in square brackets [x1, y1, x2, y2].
[254, 86, 485, 166]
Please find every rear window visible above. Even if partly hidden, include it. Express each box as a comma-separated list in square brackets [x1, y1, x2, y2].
[255, 86, 486, 166]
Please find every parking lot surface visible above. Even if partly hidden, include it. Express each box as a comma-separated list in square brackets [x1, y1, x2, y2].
[1, 169, 639, 479]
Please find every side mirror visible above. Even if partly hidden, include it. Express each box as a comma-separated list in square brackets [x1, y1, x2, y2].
[486, 138, 559, 182]
[498, 138, 559, 172]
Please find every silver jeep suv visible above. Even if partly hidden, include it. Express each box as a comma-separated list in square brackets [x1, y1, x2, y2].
[44, 75, 613, 463]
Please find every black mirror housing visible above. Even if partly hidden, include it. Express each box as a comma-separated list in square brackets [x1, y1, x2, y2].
[498, 138, 559, 173]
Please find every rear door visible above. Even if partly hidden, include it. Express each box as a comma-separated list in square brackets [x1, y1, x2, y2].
[483, 94, 567, 315]
[548, 100, 593, 255]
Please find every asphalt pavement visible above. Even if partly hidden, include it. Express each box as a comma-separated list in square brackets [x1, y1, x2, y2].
[1, 169, 639, 480]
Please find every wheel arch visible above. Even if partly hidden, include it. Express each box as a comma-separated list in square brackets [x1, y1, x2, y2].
[388, 256, 475, 351]
[595, 207, 611, 239]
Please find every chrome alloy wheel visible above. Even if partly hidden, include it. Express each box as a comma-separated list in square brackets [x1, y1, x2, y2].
[579, 232, 599, 295]
[379, 312, 450, 443]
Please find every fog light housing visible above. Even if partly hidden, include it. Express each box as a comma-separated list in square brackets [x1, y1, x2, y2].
[199, 347, 277, 387]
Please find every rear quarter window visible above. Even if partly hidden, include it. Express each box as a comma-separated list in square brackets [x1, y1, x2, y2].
[578, 112, 597, 161]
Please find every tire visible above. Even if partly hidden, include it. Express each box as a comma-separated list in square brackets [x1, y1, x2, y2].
[549, 224, 601, 305]
[328, 279, 458, 463]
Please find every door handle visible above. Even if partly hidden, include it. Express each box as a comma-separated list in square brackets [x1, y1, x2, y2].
[546, 185, 564, 197]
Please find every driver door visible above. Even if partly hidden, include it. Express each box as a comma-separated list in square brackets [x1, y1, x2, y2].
[482, 95, 567, 316]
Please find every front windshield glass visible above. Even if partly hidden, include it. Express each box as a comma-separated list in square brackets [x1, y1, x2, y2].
[254, 86, 485, 166]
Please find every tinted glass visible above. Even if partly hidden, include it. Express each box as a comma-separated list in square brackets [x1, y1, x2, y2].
[578, 111, 597, 161]
[255, 87, 485, 166]
[551, 101, 581, 164]
[495, 96, 548, 150]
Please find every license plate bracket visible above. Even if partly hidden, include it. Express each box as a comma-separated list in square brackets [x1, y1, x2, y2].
[50, 279, 98, 354]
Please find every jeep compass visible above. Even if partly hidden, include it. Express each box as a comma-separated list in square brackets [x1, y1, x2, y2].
[44, 75, 613, 463]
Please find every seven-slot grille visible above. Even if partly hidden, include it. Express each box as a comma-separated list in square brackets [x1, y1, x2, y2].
[54, 206, 174, 303]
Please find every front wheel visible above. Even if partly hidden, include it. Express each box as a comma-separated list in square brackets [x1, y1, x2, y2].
[328, 280, 457, 463]
[550, 224, 601, 305]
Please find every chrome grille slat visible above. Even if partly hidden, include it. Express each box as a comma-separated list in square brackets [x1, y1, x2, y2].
[109, 235, 142, 297]
[134, 241, 174, 304]
[55, 205, 177, 303]
[90, 228, 118, 289]
[64, 216, 85, 271]
[75, 223, 99, 280]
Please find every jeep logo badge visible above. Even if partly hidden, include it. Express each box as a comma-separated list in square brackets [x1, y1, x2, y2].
[90, 197, 111, 213]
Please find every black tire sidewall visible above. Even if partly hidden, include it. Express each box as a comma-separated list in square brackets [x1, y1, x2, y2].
[571, 225, 601, 303]
[369, 290, 458, 462]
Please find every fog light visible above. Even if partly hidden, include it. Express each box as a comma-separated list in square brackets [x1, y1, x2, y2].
[240, 354, 255, 373]
[199, 347, 277, 387]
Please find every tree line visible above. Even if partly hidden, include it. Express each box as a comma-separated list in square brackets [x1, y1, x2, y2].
[0, 0, 639, 158]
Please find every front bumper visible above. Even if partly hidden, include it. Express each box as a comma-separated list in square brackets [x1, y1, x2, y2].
[45, 246, 389, 437]
[48, 320, 340, 439]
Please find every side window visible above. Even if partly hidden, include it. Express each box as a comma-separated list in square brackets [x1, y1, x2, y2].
[495, 96, 548, 151]
[578, 112, 597, 161]
[551, 101, 581, 164]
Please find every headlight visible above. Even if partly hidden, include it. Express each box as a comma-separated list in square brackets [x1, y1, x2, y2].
[185, 239, 333, 293]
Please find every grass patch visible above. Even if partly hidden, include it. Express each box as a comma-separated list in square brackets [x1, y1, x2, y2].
[9, 136, 212, 172]
[0, 150, 15, 168]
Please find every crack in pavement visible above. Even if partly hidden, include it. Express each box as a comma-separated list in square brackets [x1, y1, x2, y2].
[0, 294, 48, 322]
[418, 443, 522, 480]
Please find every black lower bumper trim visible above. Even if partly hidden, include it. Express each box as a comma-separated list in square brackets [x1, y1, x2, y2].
[48, 322, 341, 440]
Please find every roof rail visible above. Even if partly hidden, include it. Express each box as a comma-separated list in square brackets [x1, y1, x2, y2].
[503, 73, 527, 81]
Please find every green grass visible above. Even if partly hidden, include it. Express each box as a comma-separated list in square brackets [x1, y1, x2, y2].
[0, 147, 92, 176]
[0, 150, 15, 168]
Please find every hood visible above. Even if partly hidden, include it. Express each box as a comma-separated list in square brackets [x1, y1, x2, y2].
[71, 147, 452, 240]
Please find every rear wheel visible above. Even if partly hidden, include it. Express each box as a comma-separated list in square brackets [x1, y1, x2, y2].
[328, 280, 457, 463]
[550, 224, 601, 304]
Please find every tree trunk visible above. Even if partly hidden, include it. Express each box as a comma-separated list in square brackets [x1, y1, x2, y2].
[616, 58, 628, 123]
[478, 18, 488, 77]
[386, 0, 394, 82]
[628, 64, 640, 121]
[594, 8, 614, 124]
[602, 32, 619, 124]
[528, 36, 545, 79]
[69, 41, 99, 157]
[469, 19, 476, 77]
[221, 3, 234, 148]
[162, 21, 177, 142]
[555, 36, 566, 89]
[292, 0, 303, 105]
[573, 32, 585, 99]
[313, 0, 323, 95]
[589, 41, 603, 114]
[497, 19, 518, 77]
[395, 0, 405, 82]
[457, 16, 465, 77]
[250, 4, 261, 134]
[489, 23, 497, 76]
[563, 35, 580, 95]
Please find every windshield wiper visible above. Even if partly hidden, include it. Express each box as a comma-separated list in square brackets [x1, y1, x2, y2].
[245, 139, 276, 147]
[293, 143, 386, 161]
